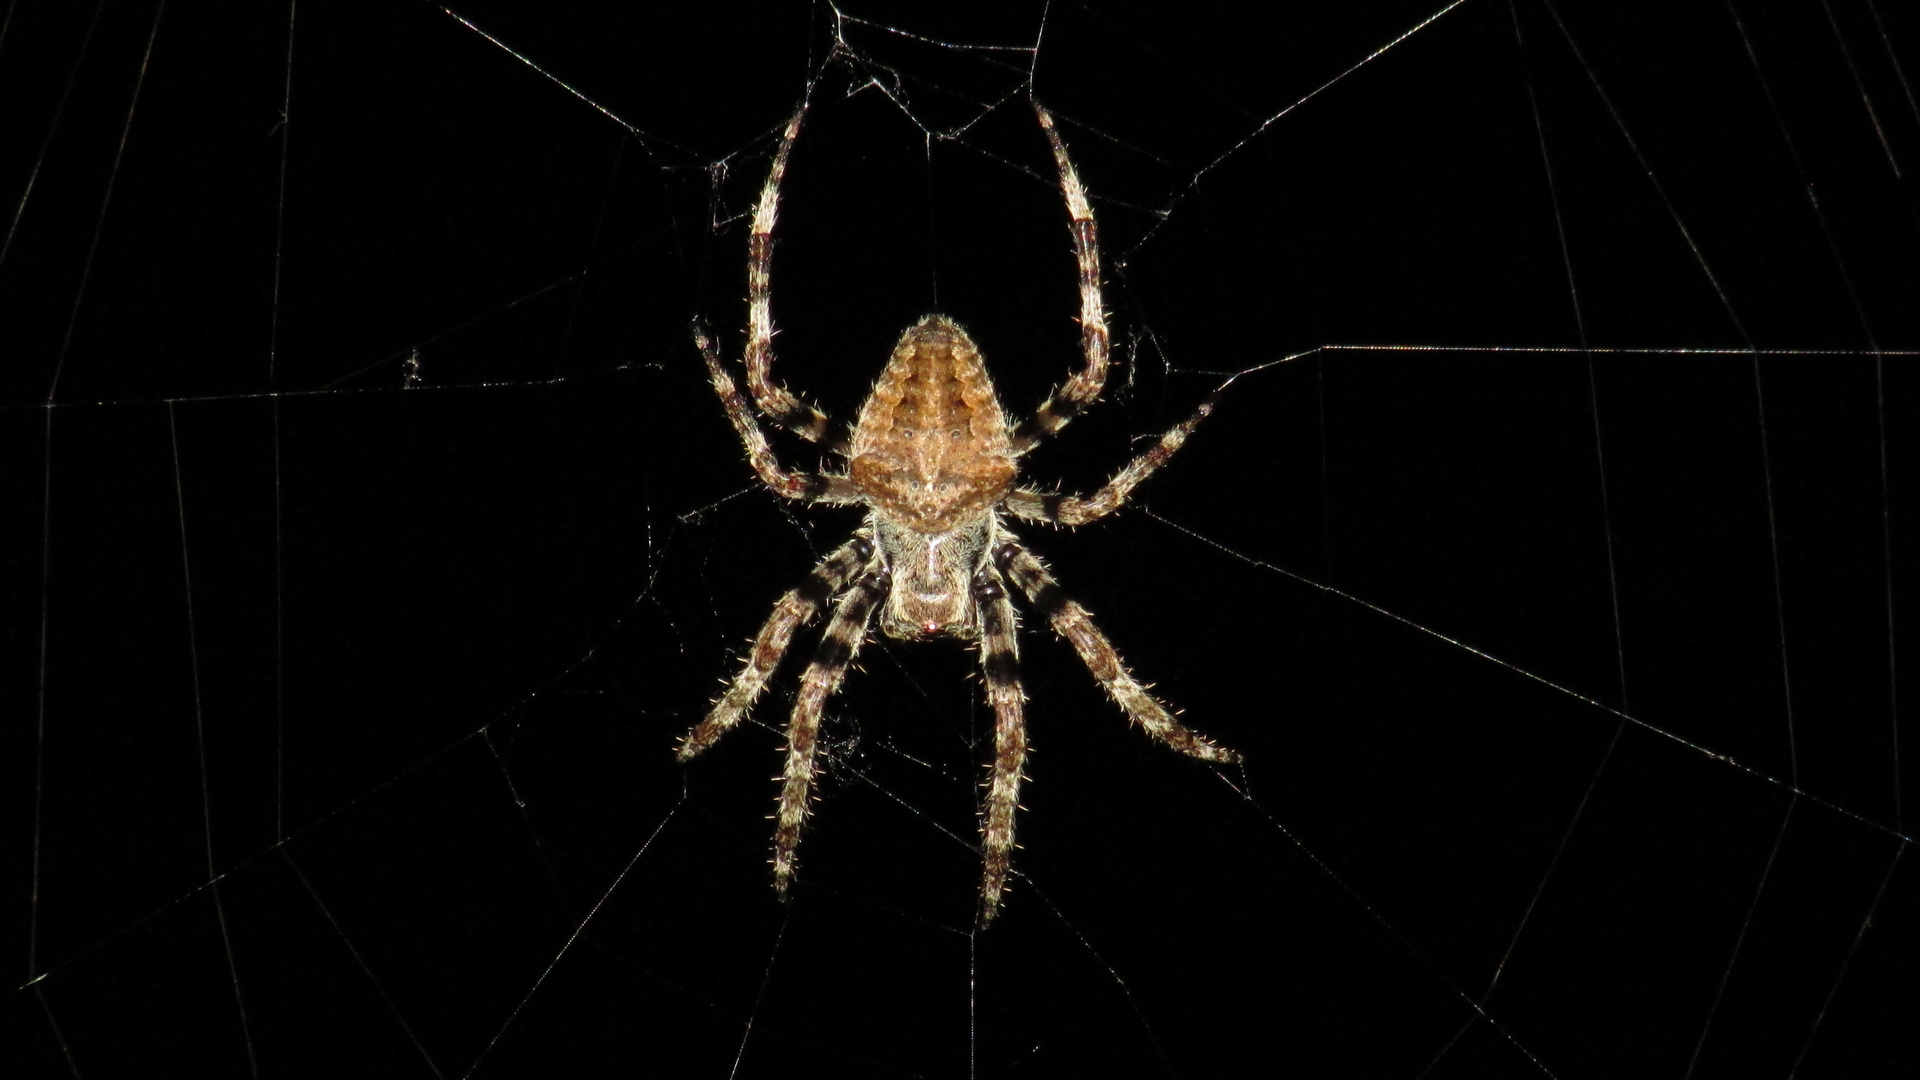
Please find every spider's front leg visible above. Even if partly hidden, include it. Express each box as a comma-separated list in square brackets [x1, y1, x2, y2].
[676, 534, 875, 760]
[771, 566, 886, 895]
[973, 568, 1028, 922]
[997, 541, 1238, 764]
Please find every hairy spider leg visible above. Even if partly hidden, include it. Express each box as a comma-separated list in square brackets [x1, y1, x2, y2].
[744, 108, 834, 442]
[772, 566, 887, 894]
[974, 566, 1028, 921]
[999, 542, 1239, 763]
[1013, 101, 1112, 454]
[676, 534, 874, 761]
[692, 319, 859, 504]
[1006, 390, 1222, 527]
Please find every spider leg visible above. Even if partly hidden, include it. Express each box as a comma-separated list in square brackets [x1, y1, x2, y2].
[1012, 101, 1111, 454]
[1005, 390, 1219, 527]
[974, 566, 1028, 922]
[676, 534, 875, 761]
[744, 108, 833, 442]
[997, 541, 1238, 763]
[694, 320, 859, 504]
[772, 565, 887, 896]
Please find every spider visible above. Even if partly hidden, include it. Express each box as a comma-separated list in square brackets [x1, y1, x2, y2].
[678, 98, 1239, 923]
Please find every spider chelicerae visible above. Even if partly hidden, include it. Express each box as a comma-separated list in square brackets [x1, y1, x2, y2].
[679, 98, 1239, 922]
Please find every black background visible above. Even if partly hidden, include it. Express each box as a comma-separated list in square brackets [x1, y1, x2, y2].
[3, 1, 1916, 1076]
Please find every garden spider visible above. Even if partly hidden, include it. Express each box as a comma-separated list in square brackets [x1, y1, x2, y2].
[679, 98, 1238, 922]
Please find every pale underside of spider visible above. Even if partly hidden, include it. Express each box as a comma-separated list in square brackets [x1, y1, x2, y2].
[678, 98, 1239, 923]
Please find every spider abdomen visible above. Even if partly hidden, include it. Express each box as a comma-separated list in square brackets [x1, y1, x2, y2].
[848, 314, 1017, 535]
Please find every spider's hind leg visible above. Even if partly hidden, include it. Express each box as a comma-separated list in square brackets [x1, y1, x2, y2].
[743, 108, 833, 442]
[691, 320, 858, 504]
[1013, 101, 1111, 454]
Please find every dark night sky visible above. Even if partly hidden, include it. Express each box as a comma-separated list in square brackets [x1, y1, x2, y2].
[4, 2, 1915, 1076]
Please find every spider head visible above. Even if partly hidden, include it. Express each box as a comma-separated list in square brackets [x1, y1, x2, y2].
[872, 515, 993, 639]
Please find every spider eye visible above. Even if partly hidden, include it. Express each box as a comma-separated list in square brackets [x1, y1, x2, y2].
[948, 429, 962, 441]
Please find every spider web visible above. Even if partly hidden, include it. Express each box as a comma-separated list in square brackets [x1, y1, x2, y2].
[5, 1, 1915, 1075]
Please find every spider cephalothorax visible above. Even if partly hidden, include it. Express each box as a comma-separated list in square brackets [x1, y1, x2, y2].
[678, 99, 1238, 922]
